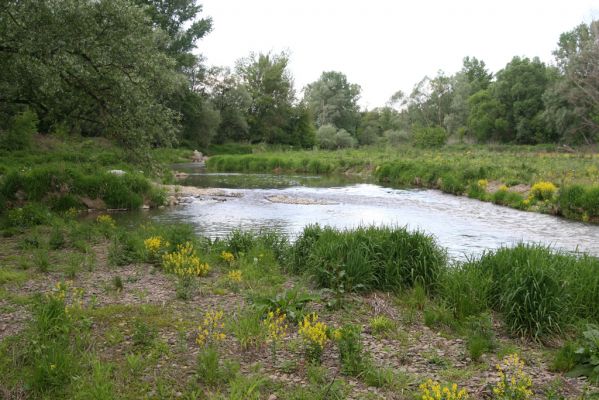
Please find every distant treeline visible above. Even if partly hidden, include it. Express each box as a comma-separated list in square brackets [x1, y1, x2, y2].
[1, 1, 597, 156]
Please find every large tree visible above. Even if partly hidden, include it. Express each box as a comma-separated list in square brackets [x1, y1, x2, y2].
[0, 0, 187, 155]
[205, 67, 252, 143]
[494, 56, 552, 143]
[235, 52, 295, 144]
[444, 57, 492, 136]
[133, 0, 212, 70]
[303, 71, 361, 133]
[545, 20, 599, 144]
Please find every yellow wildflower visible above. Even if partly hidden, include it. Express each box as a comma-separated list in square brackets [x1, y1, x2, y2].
[196, 310, 226, 347]
[531, 181, 557, 201]
[227, 269, 242, 283]
[418, 379, 469, 400]
[96, 214, 115, 228]
[492, 353, 533, 400]
[162, 242, 210, 277]
[220, 251, 235, 264]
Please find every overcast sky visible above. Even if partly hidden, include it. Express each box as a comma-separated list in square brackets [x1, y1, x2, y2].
[198, 0, 598, 109]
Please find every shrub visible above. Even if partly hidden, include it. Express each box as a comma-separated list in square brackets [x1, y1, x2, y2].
[334, 129, 357, 149]
[412, 126, 447, 148]
[4, 203, 52, 228]
[316, 124, 337, 150]
[0, 109, 38, 151]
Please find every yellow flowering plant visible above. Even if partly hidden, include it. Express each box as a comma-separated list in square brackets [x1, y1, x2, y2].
[419, 379, 469, 400]
[477, 179, 489, 190]
[96, 214, 116, 236]
[161, 242, 210, 278]
[196, 310, 226, 348]
[492, 354, 533, 400]
[298, 313, 329, 364]
[531, 181, 557, 201]
[47, 281, 84, 319]
[144, 236, 169, 263]
[220, 251, 235, 265]
[263, 308, 288, 365]
[227, 269, 242, 283]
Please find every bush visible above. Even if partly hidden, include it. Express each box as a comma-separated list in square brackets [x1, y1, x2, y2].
[0, 109, 38, 151]
[334, 129, 357, 149]
[4, 203, 52, 228]
[412, 126, 447, 148]
[316, 124, 337, 150]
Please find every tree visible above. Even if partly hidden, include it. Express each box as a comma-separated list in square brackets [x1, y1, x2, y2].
[545, 21, 599, 144]
[303, 71, 361, 133]
[205, 67, 252, 143]
[236, 52, 295, 144]
[444, 57, 492, 136]
[405, 72, 453, 128]
[133, 0, 212, 69]
[494, 57, 552, 143]
[0, 0, 185, 156]
[467, 89, 508, 142]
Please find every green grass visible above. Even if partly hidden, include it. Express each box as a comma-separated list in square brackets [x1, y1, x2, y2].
[440, 244, 599, 340]
[292, 224, 446, 294]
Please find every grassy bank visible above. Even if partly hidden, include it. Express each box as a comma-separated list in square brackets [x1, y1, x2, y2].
[207, 145, 599, 222]
[0, 135, 190, 226]
[1, 213, 598, 399]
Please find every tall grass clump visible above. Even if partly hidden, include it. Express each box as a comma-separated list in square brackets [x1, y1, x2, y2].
[441, 244, 599, 340]
[292, 225, 446, 293]
[559, 185, 599, 222]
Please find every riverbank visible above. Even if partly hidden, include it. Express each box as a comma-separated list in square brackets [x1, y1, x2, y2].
[1, 216, 598, 399]
[207, 145, 599, 223]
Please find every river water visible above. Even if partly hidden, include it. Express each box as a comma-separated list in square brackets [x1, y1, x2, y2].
[152, 167, 599, 261]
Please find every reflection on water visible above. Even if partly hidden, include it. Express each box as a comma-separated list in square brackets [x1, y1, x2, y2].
[154, 168, 599, 261]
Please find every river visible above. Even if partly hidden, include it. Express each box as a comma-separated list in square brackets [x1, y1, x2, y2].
[151, 167, 599, 261]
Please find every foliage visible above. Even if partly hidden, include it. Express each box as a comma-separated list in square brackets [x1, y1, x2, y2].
[418, 379, 469, 400]
[336, 324, 365, 376]
[0, 0, 183, 156]
[531, 181, 557, 201]
[547, 21, 599, 144]
[0, 109, 38, 151]
[253, 289, 315, 323]
[196, 310, 226, 348]
[304, 71, 361, 133]
[492, 354, 533, 400]
[413, 126, 448, 148]
[298, 313, 329, 364]
[566, 324, 599, 383]
[263, 308, 288, 365]
[369, 315, 395, 337]
[162, 242, 210, 277]
[236, 52, 293, 144]
[292, 224, 446, 294]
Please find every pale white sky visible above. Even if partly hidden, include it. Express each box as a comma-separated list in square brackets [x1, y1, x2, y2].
[197, 0, 598, 109]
